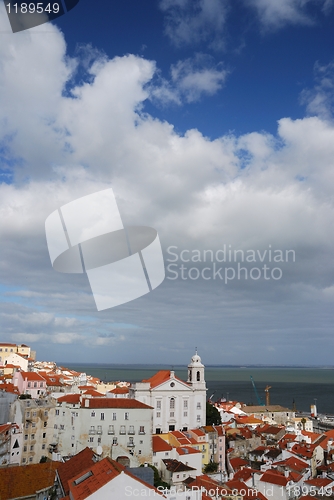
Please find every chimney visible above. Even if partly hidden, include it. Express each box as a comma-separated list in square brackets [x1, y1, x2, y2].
[85, 399, 90, 408]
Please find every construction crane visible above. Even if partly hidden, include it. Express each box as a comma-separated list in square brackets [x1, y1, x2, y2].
[265, 385, 272, 406]
[250, 376, 265, 406]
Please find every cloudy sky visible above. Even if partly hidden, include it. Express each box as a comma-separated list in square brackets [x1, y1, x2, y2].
[1, 0, 334, 366]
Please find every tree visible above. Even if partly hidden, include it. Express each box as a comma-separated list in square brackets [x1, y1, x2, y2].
[204, 462, 219, 473]
[206, 402, 222, 426]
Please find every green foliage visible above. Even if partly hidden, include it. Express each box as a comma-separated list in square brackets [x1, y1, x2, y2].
[39, 455, 47, 463]
[204, 462, 219, 473]
[206, 402, 222, 426]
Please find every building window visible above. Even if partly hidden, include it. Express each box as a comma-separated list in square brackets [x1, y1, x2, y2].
[108, 425, 114, 434]
[42, 433, 46, 439]
[97, 425, 102, 434]
[28, 382, 31, 388]
[197, 403, 201, 409]
[170, 412, 174, 417]
[91, 411, 95, 417]
[184, 412, 188, 417]
[23, 446, 27, 452]
[197, 415, 201, 422]
[60, 425, 64, 430]
[128, 425, 135, 434]
[22, 457, 26, 463]
[196, 371, 200, 381]
[112, 437, 118, 445]
[112, 413, 116, 421]
[156, 401, 161, 409]
[24, 435, 28, 440]
[30, 445, 34, 451]
[42, 444, 46, 450]
[184, 400, 188, 409]
[124, 412, 129, 420]
[55, 409, 59, 416]
[89, 426, 96, 435]
[44, 421, 47, 428]
[156, 412, 161, 418]
[100, 412, 105, 420]
[120, 425, 126, 435]
[139, 426, 145, 435]
[32, 422, 36, 428]
[89, 437, 94, 442]
[29, 457, 33, 462]
[26, 411, 30, 418]
[98, 437, 101, 443]
[34, 382, 37, 388]
[170, 398, 175, 410]
[31, 434, 35, 440]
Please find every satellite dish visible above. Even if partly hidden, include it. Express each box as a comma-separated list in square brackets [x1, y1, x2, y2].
[96, 446, 103, 456]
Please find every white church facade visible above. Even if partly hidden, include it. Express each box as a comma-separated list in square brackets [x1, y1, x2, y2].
[129, 352, 207, 434]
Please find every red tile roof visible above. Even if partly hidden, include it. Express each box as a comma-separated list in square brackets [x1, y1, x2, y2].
[305, 478, 334, 488]
[68, 457, 165, 499]
[109, 387, 129, 394]
[20, 371, 46, 381]
[230, 457, 249, 470]
[58, 394, 81, 404]
[153, 435, 173, 453]
[260, 470, 290, 487]
[0, 462, 58, 499]
[81, 398, 152, 409]
[177, 446, 201, 455]
[57, 447, 98, 496]
[142, 370, 187, 389]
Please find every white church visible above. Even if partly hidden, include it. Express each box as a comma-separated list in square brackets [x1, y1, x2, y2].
[129, 352, 207, 434]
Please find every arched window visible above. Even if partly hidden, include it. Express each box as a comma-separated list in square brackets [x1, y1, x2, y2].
[196, 371, 200, 381]
[188, 370, 192, 381]
[170, 398, 175, 409]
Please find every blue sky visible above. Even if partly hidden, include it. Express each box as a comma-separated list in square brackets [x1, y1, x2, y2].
[0, 0, 334, 366]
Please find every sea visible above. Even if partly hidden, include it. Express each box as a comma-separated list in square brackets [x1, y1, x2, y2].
[62, 364, 334, 415]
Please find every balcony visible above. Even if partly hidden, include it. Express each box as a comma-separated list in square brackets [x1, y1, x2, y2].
[88, 429, 96, 435]
[127, 442, 135, 447]
[128, 430, 135, 435]
[97, 430, 102, 435]
[108, 429, 115, 435]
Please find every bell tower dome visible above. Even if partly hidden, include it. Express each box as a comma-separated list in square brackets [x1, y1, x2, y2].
[187, 349, 205, 389]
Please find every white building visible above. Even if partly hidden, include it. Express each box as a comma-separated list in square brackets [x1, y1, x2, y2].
[52, 395, 153, 466]
[130, 352, 207, 434]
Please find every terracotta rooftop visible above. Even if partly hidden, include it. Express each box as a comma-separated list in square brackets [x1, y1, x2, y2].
[67, 457, 165, 499]
[81, 398, 152, 409]
[19, 371, 46, 381]
[177, 446, 201, 455]
[153, 435, 173, 453]
[109, 386, 129, 394]
[260, 470, 291, 487]
[142, 370, 187, 389]
[230, 457, 249, 470]
[163, 458, 196, 473]
[0, 462, 58, 499]
[57, 447, 98, 496]
[58, 393, 81, 404]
